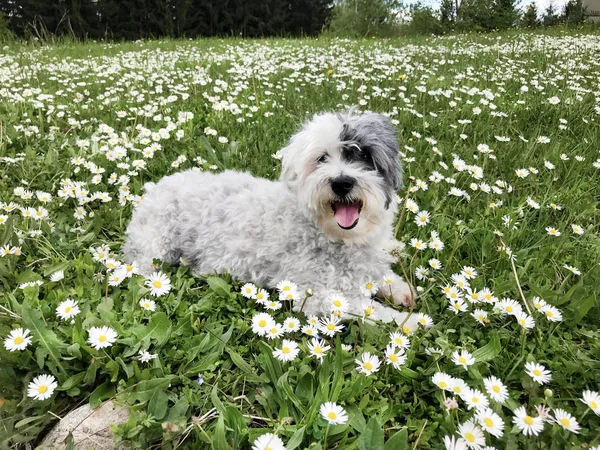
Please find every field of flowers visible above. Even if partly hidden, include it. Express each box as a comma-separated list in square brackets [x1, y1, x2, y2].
[1, 31, 600, 449]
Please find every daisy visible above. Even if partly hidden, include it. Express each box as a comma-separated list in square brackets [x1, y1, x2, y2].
[278, 289, 299, 301]
[462, 387, 489, 410]
[355, 352, 381, 376]
[525, 362, 551, 385]
[139, 298, 156, 311]
[431, 372, 452, 391]
[415, 313, 434, 328]
[276, 280, 297, 293]
[145, 272, 171, 297]
[429, 258, 442, 270]
[265, 323, 284, 340]
[319, 316, 344, 337]
[307, 338, 330, 360]
[251, 433, 286, 450]
[449, 298, 468, 314]
[444, 398, 459, 410]
[4, 328, 32, 352]
[273, 339, 299, 362]
[56, 299, 81, 320]
[461, 266, 477, 279]
[532, 296, 547, 311]
[320, 402, 348, 425]
[264, 300, 283, 311]
[475, 408, 505, 438]
[471, 309, 488, 325]
[513, 406, 544, 436]
[553, 409, 580, 433]
[450, 378, 468, 397]
[301, 324, 319, 338]
[328, 292, 349, 313]
[27, 374, 58, 401]
[495, 298, 522, 316]
[542, 305, 563, 322]
[389, 332, 410, 350]
[515, 312, 535, 330]
[139, 350, 158, 363]
[443, 436, 468, 450]
[581, 390, 600, 415]
[241, 283, 258, 299]
[360, 281, 379, 297]
[571, 224, 584, 235]
[409, 238, 428, 250]
[452, 350, 475, 370]
[457, 420, 485, 449]
[545, 227, 561, 237]
[88, 326, 118, 350]
[282, 317, 301, 333]
[255, 288, 269, 304]
[384, 344, 407, 369]
[49, 270, 64, 282]
[483, 376, 508, 403]
[382, 273, 394, 286]
[451, 274, 469, 290]
[415, 210, 430, 227]
[252, 313, 275, 336]
[563, 265, 581, 275]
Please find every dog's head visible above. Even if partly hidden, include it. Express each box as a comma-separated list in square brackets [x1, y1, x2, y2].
[280, 111, 402, 244]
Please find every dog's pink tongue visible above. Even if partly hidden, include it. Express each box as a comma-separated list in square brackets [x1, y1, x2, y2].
[334, 202, 360, 228]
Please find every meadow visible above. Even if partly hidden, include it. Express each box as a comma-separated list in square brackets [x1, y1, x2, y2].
[0, 31, 599, 449]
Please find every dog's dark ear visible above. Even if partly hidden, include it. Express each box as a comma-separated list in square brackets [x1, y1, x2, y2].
[357, 113, 403, 191]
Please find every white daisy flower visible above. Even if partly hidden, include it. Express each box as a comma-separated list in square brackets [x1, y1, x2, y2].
[542, 305, 562, 322]
[384, 344, 407, 369]
[241, 283, 258, 299]
[525, 362, 551, 385]
[432, 372, 453, 391]
[319, 316, 344, 337]
[282, 317, 301, 333]
[273, 339, 299, 362]
[252, 313, 275, 336]
[360, 280, 379, 297]
[49, 270, 65, 282]
[457, 420, 485, 449]
[475, 408, 505, 438]
[461, 387, 489, 411]
[389, 332, 411, 350]
[484, 376, 509, 403]
[88, 326, 118, 350]
[276, 280, 297, 293]
[319, 402, 348, 425]
[145, 272, 171, 297]
[56, 299, 81, 320]
[139, 298, 156, 311]
[251, 433, 286, 450]
[581, 390, 600, 416]
[512, 406, 544, 436]
[307, 338, 330, 360]
[452, 350, 475, 370]
[4, 328, 32, 352]
[355, 352, 381, 376]
[265, 323, 284, 340]
[27, 374, 58, 401]
[552, 408, 580, 434]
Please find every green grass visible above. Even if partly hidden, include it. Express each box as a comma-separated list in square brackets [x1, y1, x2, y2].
[0, 31, 599, 449]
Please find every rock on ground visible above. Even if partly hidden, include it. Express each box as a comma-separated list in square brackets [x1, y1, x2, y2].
[38, 401, 130, 449]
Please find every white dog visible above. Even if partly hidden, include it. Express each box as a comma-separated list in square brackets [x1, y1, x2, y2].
[124, 111, 416, 326]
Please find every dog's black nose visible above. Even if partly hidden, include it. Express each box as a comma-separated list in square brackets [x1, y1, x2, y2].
[331, 176, 356, 196]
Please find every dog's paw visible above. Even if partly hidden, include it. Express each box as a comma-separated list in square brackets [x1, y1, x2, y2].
[390, 280, 415, 307]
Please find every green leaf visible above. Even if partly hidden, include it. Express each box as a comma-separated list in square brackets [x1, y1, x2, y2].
[227, 348, 263, 382]
[385, 428, 408, 450]
[473, 331, 501, 363]
[358, 418, 384, 450]
[90, 382, 116, 409]
[287, 425, 306, 450]
[57, 372, 86, 391]
[148, 389, 169, 420]
[21, 302, 67, 377]
[212, 413, 231, 450]
[117, 376, 177, 404]
[207, 276, 231, 298]
[43, 260, 71, 277]
[130, 312, 172, 347]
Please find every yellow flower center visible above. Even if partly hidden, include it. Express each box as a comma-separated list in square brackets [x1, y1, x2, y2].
[99, 335, 106, 342]
[258, 320, 267, 327]
[306, 329, 313, 335]
[257, 293, 264, 300]
[314, 347, 322, 354]
[283, 286, 290, 291]
[328, 412, 337, 420]
[524, 416, 534, 425]
[65, 306, 72, 313]
[390, 354, 398, 362]
[333, 300, 342, 307]
[484, 417, 494, 427]
[38, 385, 48, 394]
[453, 386, 461, 393]
[590, 401, 598, 409]
[493, 385, 500, 393]
[366, 283, 373, 290]
[465, 432, 475, 442]
[14, 336, 24, 345]
[459, 357, 467, 364]
[327, 324, 335, 331]
[282, 347, 290, 354]
[547, 311, 554, 317]
[560, 418, 570, 427]
[153, 280, 162, 288]
[402, 326, 410, 335]
[395, 338, 403, 345]
[533, 369, 542, 376]
[364, 362, 373, 371]
[144, 302, 150, 308]
[439, 381, 447, 388]
[506, 306, 513, 312]
[270, 328, 277, 334]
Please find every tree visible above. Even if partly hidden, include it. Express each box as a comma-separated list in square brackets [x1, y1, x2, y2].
[562, 0, 586, 25]
[521, 2, 539, 27]
[542, 2, 559, 25]
[328, 0, 401, 37]
[492, 0, 518, 29]
[440, 0, 455, 28]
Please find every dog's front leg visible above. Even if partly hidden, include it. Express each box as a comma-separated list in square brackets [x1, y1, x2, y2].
[376, 272, 414, 308]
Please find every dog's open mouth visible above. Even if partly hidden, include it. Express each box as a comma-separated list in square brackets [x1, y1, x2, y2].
[331, 200, 363, 230]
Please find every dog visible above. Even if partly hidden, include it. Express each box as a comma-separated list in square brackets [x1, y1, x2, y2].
[123, 111, 416, 326]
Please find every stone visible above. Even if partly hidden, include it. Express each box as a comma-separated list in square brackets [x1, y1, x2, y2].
[39, 401, 130, 449]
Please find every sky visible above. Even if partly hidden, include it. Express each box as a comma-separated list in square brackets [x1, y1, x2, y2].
[405, 0, 569, 14]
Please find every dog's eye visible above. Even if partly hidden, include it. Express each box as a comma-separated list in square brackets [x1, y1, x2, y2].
[317, 154, 328, 163]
